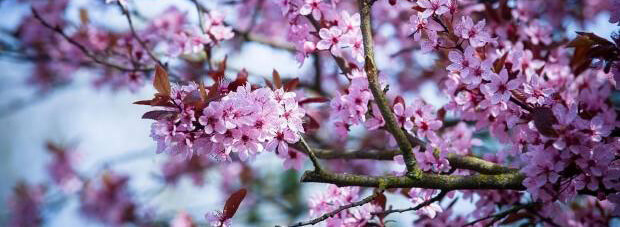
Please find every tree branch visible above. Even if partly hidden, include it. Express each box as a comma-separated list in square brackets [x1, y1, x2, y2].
[301, 170, 525, 190]
[301, 147, 517, 175]
[358, 0, 419, 174]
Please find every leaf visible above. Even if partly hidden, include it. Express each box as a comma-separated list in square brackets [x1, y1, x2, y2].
[303, 115, 320, 132]
[531, 107, 558, 137]
[133, 95, 175, 107]
[299, 97, 329, 105]
[208, 56, 227, 83]
[499, 0, 511, 21]
[493, 52, 508, 73]
[79, 8, 89, 25]
[372, 192, 386, 211]
[227, 69, 248, 92]
[222, 188, 247, 220]
[141, 110, 177, 120]
[283, 78, 299, 91]
[372, 192, 387, 222]
[199, 81, 208, 102]
[272, 69, 282, 89]
[153, 65, 171, 96]
[574, 32, 615, 46]
[501, 212, 532, 225]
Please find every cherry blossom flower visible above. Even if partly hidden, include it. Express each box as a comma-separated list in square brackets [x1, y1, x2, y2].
[408, 13, 443, 41]
[482, 69, 521, 105]
[171, 211, 195, 227]
[524, 20, 552, 45]
[232, 127, 264, 161]
[205, 211, 232, 227]
[317, 26, 344, 56]
[299, 0, 327, 20]
[393, 101, 415, 132]
[455, 16, 492, 47]
[524, 75, 554, 105]
[447, 46, 478, 79]
[199, 102, 227, 135]
[417, 0, 449, 19]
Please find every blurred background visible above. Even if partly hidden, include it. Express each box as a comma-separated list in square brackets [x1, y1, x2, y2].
[0, 0, 617, 226]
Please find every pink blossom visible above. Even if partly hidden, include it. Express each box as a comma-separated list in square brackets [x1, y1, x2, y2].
[455, 16, 492, 47]
[417, 0, 449, 18]
[199, 102, 227, 135]
[482, 69, 521, 105]
[393, 101, 415, 132]
[232, 127, 264, 161]
[205, 211, 232, 227]
[447, 46, 478, 79]
[408, 13, 443, 41]
[524, 20, 552, 45]
[317, 27, 344, 56]
[299, 0, 327, 20]
[170, 211, 195, 227]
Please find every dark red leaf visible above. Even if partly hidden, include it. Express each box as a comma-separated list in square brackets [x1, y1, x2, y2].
[272, 69, 282, 89]
[133, 100, 154, 105]
[303, 115, 320, 132]
[133, 95, 175, 107]
[372, 192, 387, 221]
[222, 188, 247, 220]
[299, 97, 329, 106]
[283, 78, 299, 91]
[500, 212, 533, 225]
[153, 65, 171, 96]
[531, 107, 558, 137]
[199, 81, 208, 102]
[263, 78, 274, 90]
[227, 69, 248, 92]
[141, 110, 178, 120]
[493, 52, 508, 74]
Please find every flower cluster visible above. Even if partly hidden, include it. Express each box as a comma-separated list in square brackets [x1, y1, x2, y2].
[149, 82, 306, 164]
[402, 0, 620, 211]
[276, 0, 365, 63]
[80, 173, 137, 225]
[168, 11, 234, 56]
[8, 182, 45, 227]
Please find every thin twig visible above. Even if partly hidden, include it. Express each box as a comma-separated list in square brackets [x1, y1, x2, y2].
[463, 203, 537, 226]
[373, 190, 448, 216]
[297, 136, 324, 173]
[118, 2, 166, 68]
[31, 8, 152, 72]
[286, 186, 386, 227]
